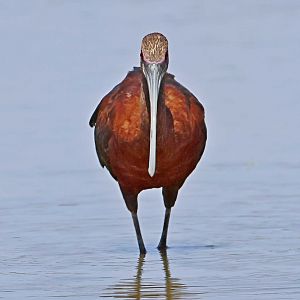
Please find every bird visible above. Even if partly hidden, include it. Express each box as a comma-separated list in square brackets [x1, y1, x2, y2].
[89, 32, 207, 254]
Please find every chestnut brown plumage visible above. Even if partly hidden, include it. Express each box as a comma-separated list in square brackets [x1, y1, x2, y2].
[89, 33, 207, 254]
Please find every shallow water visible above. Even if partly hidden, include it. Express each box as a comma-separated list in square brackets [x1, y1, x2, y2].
[2, 164, 299, 299]
[1, 1, 300, 299]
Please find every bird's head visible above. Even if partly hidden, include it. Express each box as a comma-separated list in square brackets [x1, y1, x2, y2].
[141, 32, 169, 66]
[140, 32, 169, 177]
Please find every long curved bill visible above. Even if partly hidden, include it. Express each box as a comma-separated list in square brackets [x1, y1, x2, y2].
[144, 64, 164, 177]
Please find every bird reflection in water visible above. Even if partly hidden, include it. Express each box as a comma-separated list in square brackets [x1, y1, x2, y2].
[102, 251, 194, 299]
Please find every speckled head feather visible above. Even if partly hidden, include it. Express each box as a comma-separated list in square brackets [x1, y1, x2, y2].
[141, 33, 168, 63]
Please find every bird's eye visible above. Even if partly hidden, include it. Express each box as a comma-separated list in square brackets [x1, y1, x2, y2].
[140, 51, 144, 60]
[165, 50, 169, 60]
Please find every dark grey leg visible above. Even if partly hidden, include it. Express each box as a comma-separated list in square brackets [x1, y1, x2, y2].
[132, 213, 147, 254]
[157, 208, 171, 250]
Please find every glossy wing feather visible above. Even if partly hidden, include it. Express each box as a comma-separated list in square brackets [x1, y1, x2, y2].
[89, 85, 120, 176]
[89, 103, 101, 128]
[163, 74, 207, 161]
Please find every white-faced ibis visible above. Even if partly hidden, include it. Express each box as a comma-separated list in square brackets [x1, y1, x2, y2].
[89, 33, 207, 254]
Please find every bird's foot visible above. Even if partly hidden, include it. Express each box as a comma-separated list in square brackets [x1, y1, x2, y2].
[157, 242, 168, 251]
[139, 246, 147, 255]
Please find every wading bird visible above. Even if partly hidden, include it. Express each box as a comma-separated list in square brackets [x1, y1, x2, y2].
[89, 33, 206, 254]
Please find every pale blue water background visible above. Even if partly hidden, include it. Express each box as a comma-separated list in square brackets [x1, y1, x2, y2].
[1, 1, 300, 299]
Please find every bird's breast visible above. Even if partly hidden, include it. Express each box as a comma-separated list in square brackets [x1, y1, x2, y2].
[112, 93, 147, 143]
[94, 68, 206, 191]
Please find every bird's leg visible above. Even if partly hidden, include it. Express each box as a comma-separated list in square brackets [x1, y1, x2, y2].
[157, 187, 179, 250]
[119, 185, 146, 254]
[157, 208, 171, 250]
[131, 213, 147, 254]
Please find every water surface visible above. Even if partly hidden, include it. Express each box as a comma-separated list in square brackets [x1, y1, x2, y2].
[1, 1, 300, 299]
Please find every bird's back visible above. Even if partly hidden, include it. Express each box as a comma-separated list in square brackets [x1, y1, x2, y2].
[90, 67, 206, 192]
